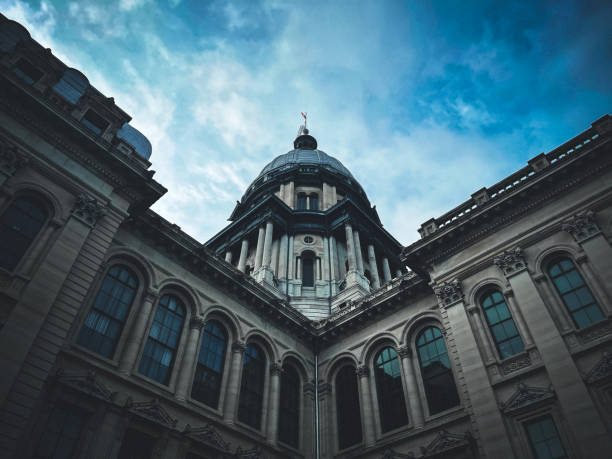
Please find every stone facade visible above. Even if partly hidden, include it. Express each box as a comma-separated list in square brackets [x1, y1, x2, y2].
[1, 13, 612, 459]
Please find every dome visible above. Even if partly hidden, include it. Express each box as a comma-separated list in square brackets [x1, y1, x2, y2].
[117, 123, 152, 160]
[257, 148, 355, 182]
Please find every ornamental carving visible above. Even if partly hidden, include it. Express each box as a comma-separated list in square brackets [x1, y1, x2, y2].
[184, 424, 230, 451]
[71, 194, 106, 227]
[500, 383, 555, 414]
[54, 369, 114, 401]
[231, 341, 246, 354]
[269, 363, 282, 376]
[433, 279, 463, 307]
[0, 141, 29, 177]
[502, 352, 531, 375]
[235, 446, 264, 459]
[562, 211, 600, 242]
[189, 316, 206, 330]
[356, 365, 370, 377]
[420, 430, 473, 456]
[380, 448, 415, 459]
[584, 351, 612, 384]
[398, 346, 411, 358]
[493, 247, 526, 277]
[125, 398, 177, 428]
[576, 318, 612, 345]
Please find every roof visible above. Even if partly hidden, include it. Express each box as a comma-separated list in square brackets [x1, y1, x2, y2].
[257, 148, 355, 181]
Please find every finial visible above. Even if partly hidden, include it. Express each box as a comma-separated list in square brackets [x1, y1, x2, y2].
[294, 112, 317, 149]
[297, 111, 309, 136]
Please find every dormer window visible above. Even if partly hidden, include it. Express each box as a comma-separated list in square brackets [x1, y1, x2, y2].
[12, 58, 43, 85]
[81, 109, 109, 135]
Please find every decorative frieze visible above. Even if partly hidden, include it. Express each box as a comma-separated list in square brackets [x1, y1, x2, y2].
[562, 211, 601, 243]
[420, 430, 473, 456]
[501, 352, 531, 375]
[576, 317, 612, 345]
[584, 352, 612, 384]
[493, 247, 526, 277]
[71, 194, 107, 227]
[53, 369, 114, 401]
[500, 383, 555, 414]
[125, 398, 178, 428]
[433, 279, 463, 307]
[184, 424, 230, 451]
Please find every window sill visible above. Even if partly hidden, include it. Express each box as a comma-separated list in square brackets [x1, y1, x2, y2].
[187, 397, 224, 419]
[70, 344, 121, 369]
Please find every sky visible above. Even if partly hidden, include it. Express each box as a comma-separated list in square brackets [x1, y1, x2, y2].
[2, 0, 611, 245]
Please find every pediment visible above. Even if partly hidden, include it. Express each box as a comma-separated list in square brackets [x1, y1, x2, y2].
[421, 430, 473, 457]
[500, 383, 555, 414]
[585, 351, 612, 384]
[184, 424, 230, 451]
[126, 398, 177, 428]
[55, 369, 113, 401]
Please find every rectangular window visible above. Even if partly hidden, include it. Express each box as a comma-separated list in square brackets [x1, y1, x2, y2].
[33, 401, 88, 459]
[81, 109, 109, 135]
[525, 416, 567, 459]
[13, 58, 43, 85]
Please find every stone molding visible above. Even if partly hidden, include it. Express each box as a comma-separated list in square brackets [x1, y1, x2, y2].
[231, 341, 247, 354]
[235, 446, 264, 459]
[576, 317, 612, 345]
[0, 140, 29, 177]
[562, 210, 601, 243]
[433, 279, 464, 307]
[71, 193, 107, 227]
[501, 352, 531, 376]
[356, 365, 370, 377]
[189, 316, 206, 330]
[269, 363, 282, 376]
[53, 369, 114, 401]
[500, 383, 555, 414]
[398, 345, 411, 358]
[125, 397, 178, 428]
[420, 430, 473, 456]
[493, 247, 526, 277]
[184, 423, 230, 451]
[380, 448, 415, 458]
[584, 351, 612, 384]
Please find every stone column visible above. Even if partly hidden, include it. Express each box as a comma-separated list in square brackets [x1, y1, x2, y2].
[398, 346, 424, 428]
[297, 257, 302, 279]
[287, 181, 295, 208]
[493, 247, 612, 457]
[356, 366, 375, 446]
[395, 269, 402, 277]
[278, 234, 288, 279]
[323, 237, 330, 281]
[224, 250, 232, 264]
[288, 235, 295, 279]
[353, 231, 364, 274]
[119, 290, 158, 374]
[262, 220, 274, 268]
[223, 341, 246, 424]
[329, 235, 338, 281]
[382, 257, 392, 283]
[504, 290, 534, 347]
[433, 279, 515, 458]
[271, 239, 279, 275]
[344, 223, 356, 272]
[533, 274, 572, 332]
[302, 382, 315, 459]
[367, 245, 381, 289]
[254, 226, 265, 270]
[266, 363, 282, 445]
[467, 305, 496, 363]
[175, 316, 205, 401]
[237, 239, 249, 272]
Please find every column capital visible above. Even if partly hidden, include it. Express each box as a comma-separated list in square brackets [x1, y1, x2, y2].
[433, 278, 464, 307]
[189, 316, 206, 330]
[356, 365, 370, 378]
[269, 363, 282, 376]
[398, 345, 411, 358]
[493, 246, 527, 277]
[0, 141, 29, 177]
[231, 341, 246, 354]
[71, 194, 107, 227]
[562, 210, 600, 243]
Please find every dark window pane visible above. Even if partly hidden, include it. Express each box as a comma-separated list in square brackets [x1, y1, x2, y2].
[336, 366, 362, 449]
[238, 343, 266, 429]
[297, 193, 307, 210]
[33, 402, 87, 459]
[0, 197, 47, 271]
[77, 265, 137, 358]
[374, 347, 408, 432]
[525, 416, 568, 459]
[302, 257, 314, 287]
[192, 321, 227, 408]
[139, 294, 185, 385]
[13, 58, 43, 84]
[81, 109, 109, 135]
[548, 259, 603, 329]
[309, 194, 319, 210]
[417, 327, 460, 415]
[278, 365, 300, 448]
[481, 291, 524, 359]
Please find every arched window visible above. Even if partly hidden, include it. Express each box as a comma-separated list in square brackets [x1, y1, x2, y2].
[0, 196, 48, 271]
[278, 364, 300, 448]
[548, 258, 604, 329]
[417, 326, 460, 415]
[335, 365, 362, 450]
[297, 193, 307, 210]
[238, 343, 266, 429]
[77, 265, 137, 358]
[309, 194, 319, 210]
[302, 251, 314, 287]
[481, 290, 524, 359]
[191, 320, 227, 408]
[138, 294, 185, 385]
[374, 347, 408, 432]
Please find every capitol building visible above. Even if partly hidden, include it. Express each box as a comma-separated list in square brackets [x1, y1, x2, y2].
[1, 13, 611, 459]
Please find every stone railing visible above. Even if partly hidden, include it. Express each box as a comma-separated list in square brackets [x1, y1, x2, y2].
[417, 116, 610, 239]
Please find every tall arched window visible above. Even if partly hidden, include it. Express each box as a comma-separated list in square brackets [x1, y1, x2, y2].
[0, 196, 47, 271]
[138, 294, 185, 385]
[374, 347, 408, 432]
[77, 265, 137, 358]
[548, 258, 604, 329]
[238, 343, 266, 429]
[335, 365, 362, 450]
[191, 320, 227, 408]
[302, 251, 314, 287]
[480, 290, 524, 359]
[278, 364, 300, 448]
[297, 193, 307, 210]
[417, 327, 460, 415]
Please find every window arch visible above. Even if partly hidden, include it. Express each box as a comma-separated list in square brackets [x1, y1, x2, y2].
[548, 257, 604, 329]
[0, 196, 48, 271]
[138, 294, 185, 385]
[238, 343, 266, 429]
[335, 365, 362, 450]
[77, 264, 138, 358]
[191, 320, 228, 408]
[374, 346, 408, 432]
[278, 364, 300, 448]
[480, 290, 524, 359]
[416, 326, 460, 415]
[302, 251, 315, 287]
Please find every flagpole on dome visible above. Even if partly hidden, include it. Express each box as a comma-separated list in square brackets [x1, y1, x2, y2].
[295, 112, 317, 149]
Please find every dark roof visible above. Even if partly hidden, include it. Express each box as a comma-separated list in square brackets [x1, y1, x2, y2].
[257, 148, 355, 181]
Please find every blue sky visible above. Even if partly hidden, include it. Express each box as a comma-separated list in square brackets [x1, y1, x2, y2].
[2, 0, 611, 244]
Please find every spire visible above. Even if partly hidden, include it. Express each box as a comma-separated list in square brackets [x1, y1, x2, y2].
[294, 112, 317, 149]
